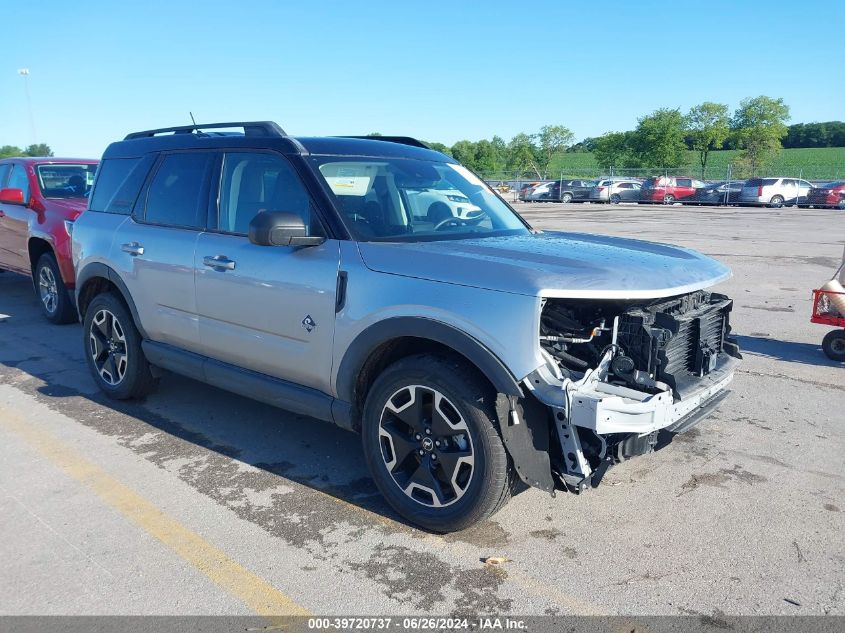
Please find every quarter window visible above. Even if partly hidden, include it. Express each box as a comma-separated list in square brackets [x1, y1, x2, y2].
[0, 164, 10, 188]
[144, 153, 213, 229]
[89, 156, 155, 214]
[218, 152, 323, 236]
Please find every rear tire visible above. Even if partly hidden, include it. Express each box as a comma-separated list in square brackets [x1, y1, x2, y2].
[663, 194, 676, 204]
[561, 192, 573, 203]
[35, 253, 77, 324]
[610, 194, 621, 204]
[83, 292, 158, 399]
[769, 195, 784, 208]
[822, 330, 845, 362]
[361, 354, 514, 532]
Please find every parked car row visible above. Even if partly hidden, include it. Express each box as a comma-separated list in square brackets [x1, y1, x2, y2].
[516, 175, 845, 208]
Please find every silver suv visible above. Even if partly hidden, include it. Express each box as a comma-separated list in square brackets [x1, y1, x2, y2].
[73, 121, 741, 532]
[739, 177, 815, 207]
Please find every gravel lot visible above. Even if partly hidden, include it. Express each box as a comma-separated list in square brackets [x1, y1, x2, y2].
[1, 202, 843, 617]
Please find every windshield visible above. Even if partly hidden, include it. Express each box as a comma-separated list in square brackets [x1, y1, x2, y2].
[311, 157, 530, 241]
[36, 163, 98, 198]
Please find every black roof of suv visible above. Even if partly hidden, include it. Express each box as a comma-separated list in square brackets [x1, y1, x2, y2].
[107, 121, 451, 164]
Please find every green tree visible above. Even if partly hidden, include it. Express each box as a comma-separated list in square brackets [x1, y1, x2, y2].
[630, 108, 687, 168]
[593, 132, 638, 170]
[24, 143, 53, 157]
[450, 140, 479, 170]
[731, 96, 790, 176]
[490, 136, 507, 161]
[473, 139, 500, 174]
[536, 125, 574, 175]
[425, 141, 452, 156]
[0, 145, 24, 159]
[686, 102, 730, 179]
[506, 133, 541, 178]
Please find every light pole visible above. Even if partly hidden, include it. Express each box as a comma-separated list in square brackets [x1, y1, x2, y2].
[17, 68, 37, 145]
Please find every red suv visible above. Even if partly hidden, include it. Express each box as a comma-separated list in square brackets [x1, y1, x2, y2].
[0, 157, 98, 323]
[639, 176, 704, 204]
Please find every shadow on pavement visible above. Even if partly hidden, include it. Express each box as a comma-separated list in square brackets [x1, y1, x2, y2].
[735, 334, 843, 368]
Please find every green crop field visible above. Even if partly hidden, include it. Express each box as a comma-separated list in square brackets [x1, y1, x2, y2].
[542, 147, 845, 181]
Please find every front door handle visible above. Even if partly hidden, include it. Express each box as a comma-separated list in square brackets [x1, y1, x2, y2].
[203, 255, 236, 271]
[121, 242, 144, 256]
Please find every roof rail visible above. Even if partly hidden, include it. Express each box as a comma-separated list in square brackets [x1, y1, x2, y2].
[124, 121, 286, 140]
[339, 136, 430, 149]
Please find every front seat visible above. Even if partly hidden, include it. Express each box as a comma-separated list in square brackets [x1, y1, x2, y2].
[426, 201, 452, 225]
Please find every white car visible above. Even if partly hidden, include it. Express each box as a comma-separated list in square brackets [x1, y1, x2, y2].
[406, 186, 484, 221]
[739, 177, 814, 207]
[589, 179, 642, 203]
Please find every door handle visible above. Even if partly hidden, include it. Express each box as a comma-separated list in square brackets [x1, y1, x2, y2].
[121, 242, 144, 256]
[203, 255, 236, 271]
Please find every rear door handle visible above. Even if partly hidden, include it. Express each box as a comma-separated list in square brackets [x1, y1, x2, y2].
[121, 242, 144, 256]
[203, 255, 236, 271]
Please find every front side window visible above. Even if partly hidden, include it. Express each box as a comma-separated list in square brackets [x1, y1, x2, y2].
[218, 152, 323, 236]
[7, 164, 30, 200]
[36, 164, 98, 198]
[311, 157, 529, 242]
[144, 153, 213, 229]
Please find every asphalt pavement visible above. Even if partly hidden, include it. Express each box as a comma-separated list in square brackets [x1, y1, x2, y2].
[1, 202, 843, 617]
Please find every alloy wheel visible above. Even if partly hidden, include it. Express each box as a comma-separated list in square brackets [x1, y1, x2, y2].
[89, 309, 129, 385]
[38, 265, 58, 314]
[378, 385, 475, 508]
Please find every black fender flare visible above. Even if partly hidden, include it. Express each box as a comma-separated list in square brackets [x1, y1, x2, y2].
[75, 262, 148, 339]
[335, 317, 523, 405]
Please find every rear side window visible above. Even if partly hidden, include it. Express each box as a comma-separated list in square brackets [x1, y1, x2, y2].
[89, 156, 155, 214]
[762, 178, 778, 186]
[143, 153, 213, 229]
[676, 178, 692, 187]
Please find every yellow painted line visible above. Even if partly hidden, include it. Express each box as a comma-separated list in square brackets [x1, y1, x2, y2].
[0, 405, 309, 617]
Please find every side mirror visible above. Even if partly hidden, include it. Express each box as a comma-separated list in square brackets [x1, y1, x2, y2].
[0, 188, 26, 205]
[248, 211, 325, 247]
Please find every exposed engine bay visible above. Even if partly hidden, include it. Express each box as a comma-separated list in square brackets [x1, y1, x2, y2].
[525, 290, 742, 494]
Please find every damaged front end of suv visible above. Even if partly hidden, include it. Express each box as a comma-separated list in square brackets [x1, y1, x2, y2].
[513, 289, 741, 495]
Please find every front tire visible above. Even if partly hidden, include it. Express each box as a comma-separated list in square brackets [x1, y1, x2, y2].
[83, 292, 157, 399]
[362, 354, 513, 532]
[35, 253, 77, 324]
[822, 330, 845, 362]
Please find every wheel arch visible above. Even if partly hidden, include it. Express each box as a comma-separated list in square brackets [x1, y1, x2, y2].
[27, 236, 55, 274]
[336, 317, 523, 428]
[76, 263, 148, 338]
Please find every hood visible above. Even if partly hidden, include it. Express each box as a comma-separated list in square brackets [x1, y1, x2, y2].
[44, 197, 88, 218]
[357, 231, 731, 299]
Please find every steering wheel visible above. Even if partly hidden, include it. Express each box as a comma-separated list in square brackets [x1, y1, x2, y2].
[433, 217, 465, 231]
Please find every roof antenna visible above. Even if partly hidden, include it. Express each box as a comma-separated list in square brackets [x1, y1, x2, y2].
[189, 112, 197, 126]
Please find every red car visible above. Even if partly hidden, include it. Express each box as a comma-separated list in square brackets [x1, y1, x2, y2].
[638, 176, 704, 204]
[0, 157, 98, 323]
[804, 181, 845, 209]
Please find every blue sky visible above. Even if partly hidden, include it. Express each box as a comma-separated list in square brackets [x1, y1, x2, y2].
[1, 0, 842, 158]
